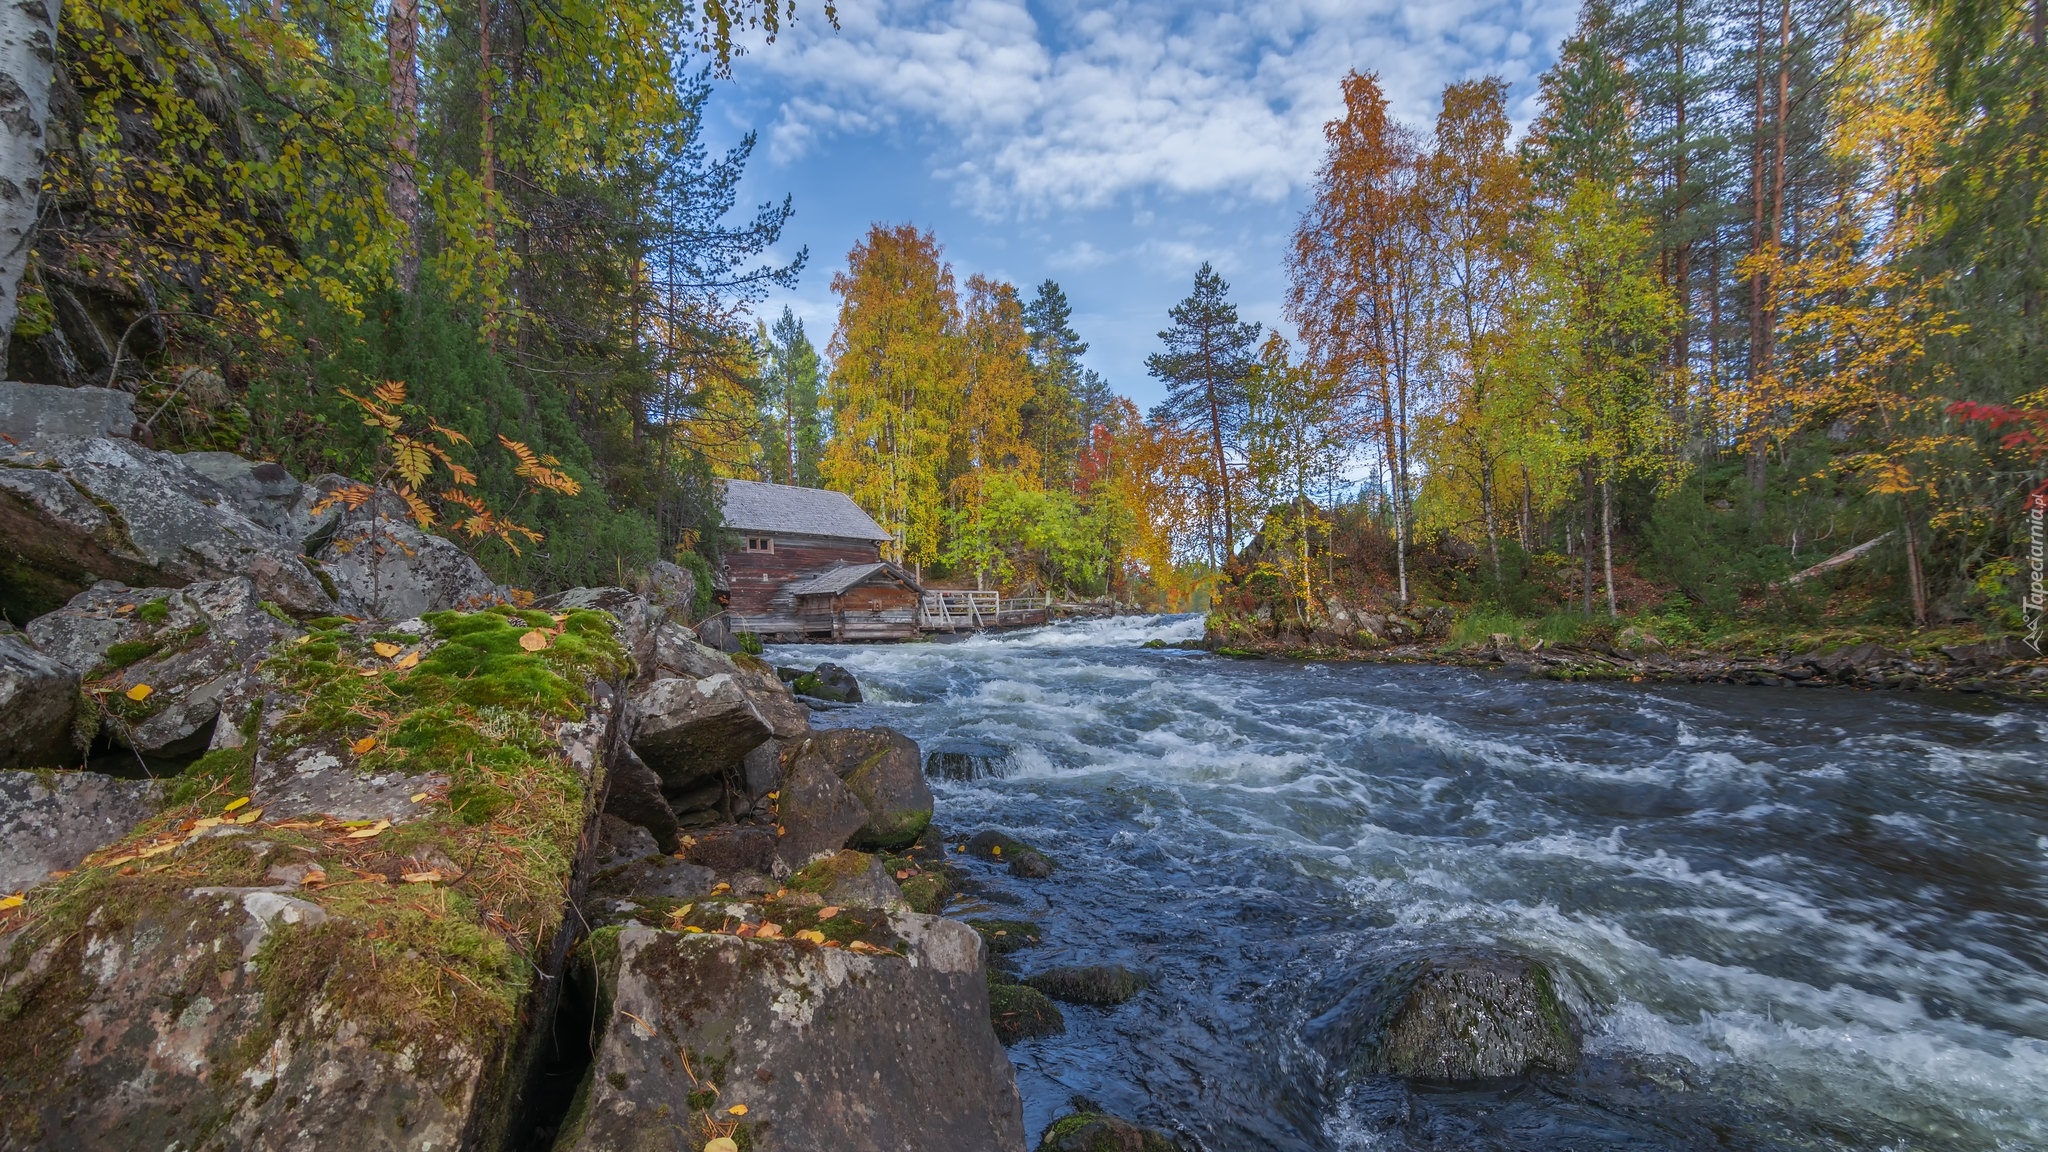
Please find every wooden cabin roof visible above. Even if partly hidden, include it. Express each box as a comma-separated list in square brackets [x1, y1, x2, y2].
[722, 479, 892, 543]
[785, 560, 923, 597]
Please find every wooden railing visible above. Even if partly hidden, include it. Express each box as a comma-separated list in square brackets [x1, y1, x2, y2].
[918, 590, 1050, 631]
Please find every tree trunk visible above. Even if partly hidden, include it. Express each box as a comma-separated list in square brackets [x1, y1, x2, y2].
[1581, 467, 1596, 617]
[1900, 496, 1928, 627]
[387, 0, 421, 292]
[1601, 473, 1618, 618]
[1481, 454, 1502, 591]
[0, 0, 60, 375]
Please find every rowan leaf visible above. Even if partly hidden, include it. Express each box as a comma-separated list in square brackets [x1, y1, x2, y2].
[519, 629, 551, 651]
[125, 683, 153, 702]
[394, 651, 420, 670]
[351, 735, 377, 755]
[345, 820, 391, 839]
[224, 796, 250, 812]
[726, 1104, 749, 1117]
[373, 641, 401, 658]
[0, 895, 22, 912]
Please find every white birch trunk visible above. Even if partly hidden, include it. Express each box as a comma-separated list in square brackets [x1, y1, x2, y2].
[0, 0, 59, 377]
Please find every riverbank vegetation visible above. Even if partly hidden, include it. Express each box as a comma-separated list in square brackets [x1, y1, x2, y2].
[8, 0, 2040, 648]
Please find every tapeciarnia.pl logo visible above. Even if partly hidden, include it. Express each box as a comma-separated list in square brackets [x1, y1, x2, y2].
[2029, 491, 2045, 655]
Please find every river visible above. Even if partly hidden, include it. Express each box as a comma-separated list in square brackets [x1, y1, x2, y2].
[766, 614, 2048, 1152]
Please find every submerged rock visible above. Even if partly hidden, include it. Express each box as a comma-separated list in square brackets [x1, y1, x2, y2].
[0, 769, 162, 892]
[988, 978, 1065, 1044]
[967, 828, 1056, 878]
[1036, 1111, 1187, 1152]
[0, 628, 78, 769]
[1369, 953, 1581, 1080]
[792, 660, 862, 703]
[559, 918, 1024, 1151]
[1026, 964, 1148, 1006]
[317, 518, 504, 618]
[925, 738, 1012, 781]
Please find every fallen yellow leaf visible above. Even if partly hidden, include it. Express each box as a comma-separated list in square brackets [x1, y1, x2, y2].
[394, 651, 420, 670]
[224, 796, 250, 812]
[0, 894, 23, 912]
[373, 641, 401, 658]
[293, 634, 311, 646]
[817, 906, 840, 921]
[351, 736, 377, 755]
[726, 1104, 748, 1117]
[193, 816, 223, 830]
[684, 926, 705, 933]
[125, 683, 153, 702]
[345, 820, 391, 840]
[710, 882, 730, 893]
[233, 809, 262, 825]
[115, 603, 134, 614]
[518, 629, 551, 652]
[136, 841, 179, 859]
[706, 1140, 739, 1152]
[402, 869, 443, 884]
[409, 792, 429, 803]
[303, 867, 327, 885]
[990, 845, 1002, 856]
[754, 923, 783, 939]
[794, 929, 826, 944]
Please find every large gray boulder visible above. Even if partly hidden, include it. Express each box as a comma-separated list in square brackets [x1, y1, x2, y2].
[176, 451, 307, 537]
[0, 381, 135, 447]
[0, 628, 78, 769]
[774, 746, 871, 871]
[0, 770, 162, 892]
[27, 578, 298, 758]
[627, 673, 774, 789]
[798, 727, 933, 852]
[561, 919, 1023, 1152]
[0, 434, 335, 616]
[536, 587, 669, 676]
[602, 743, 680, 853]
[629, 558, 698, 622]
[316, 518, 503, 618]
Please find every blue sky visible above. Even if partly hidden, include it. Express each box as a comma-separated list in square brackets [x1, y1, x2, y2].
[712, 0, 1579, 409]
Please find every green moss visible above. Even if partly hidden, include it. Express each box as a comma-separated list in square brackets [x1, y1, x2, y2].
[965, 918, 1044, 954]
[260, 600, 291, 622]
[164, 741, 256, 809]
[136, 597, 170, 624]
[307, 615, 353, 630]
[101, 639, 163, 668]
[987, 980, 1063, 1043]
[735, 631, 763, 656]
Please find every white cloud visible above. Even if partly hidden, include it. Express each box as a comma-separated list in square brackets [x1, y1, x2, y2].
[741, 0, 1575, 216]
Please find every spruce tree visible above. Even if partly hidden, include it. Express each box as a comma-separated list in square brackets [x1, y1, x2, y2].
[1146, 263, 1261, 565]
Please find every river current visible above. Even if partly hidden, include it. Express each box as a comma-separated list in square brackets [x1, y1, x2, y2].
[767, 615, 2047, 1152]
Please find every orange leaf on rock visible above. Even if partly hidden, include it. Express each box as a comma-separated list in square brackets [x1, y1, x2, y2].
[125, 683, 153, 702]
[817, 906, 840, 921]
[373, 641, 401, 658]
[726, 1104, 748, 1117]
[351, 736, 376, 755]
[518, 629, 550, 652]
[394, 651, 420, 670]
[344, 820, 391, 840]
[224, 796, 250, 812]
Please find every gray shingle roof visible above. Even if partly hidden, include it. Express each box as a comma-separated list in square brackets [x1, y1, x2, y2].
[721, 479, 893, 542]
[785, 561, 925, 596]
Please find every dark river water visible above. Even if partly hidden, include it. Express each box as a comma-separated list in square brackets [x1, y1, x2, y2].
[767, 615, 2048, 1152]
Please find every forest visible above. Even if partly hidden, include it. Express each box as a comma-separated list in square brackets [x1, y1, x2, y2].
[11, 0, 2044, 644]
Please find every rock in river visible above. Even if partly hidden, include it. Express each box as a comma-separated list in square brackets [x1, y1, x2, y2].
[1369, 953, 1581, 1080]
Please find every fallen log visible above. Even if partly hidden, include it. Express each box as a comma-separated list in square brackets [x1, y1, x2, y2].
[1773, 531, 1894, 588]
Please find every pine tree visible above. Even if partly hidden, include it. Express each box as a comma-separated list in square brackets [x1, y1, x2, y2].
[757, 308, 826, 487]
[1147, 262, 1261, 566]
[1021, 279, 1088, 490]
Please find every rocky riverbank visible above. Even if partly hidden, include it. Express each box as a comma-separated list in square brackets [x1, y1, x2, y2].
[1198, 601, 2048, 700]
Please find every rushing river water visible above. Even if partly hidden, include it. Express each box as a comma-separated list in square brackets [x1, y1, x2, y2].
[766, 615, 2048, 1152]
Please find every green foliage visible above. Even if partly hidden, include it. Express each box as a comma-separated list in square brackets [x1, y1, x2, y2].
[735, 631, 763, 656]
[135, 598, 170, 624]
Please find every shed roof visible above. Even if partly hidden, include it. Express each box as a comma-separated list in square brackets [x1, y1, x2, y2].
[786, 561, 923, 597]
[721, 479, 892, 542]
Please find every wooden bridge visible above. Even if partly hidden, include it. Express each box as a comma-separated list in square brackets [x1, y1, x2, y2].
[918, 590, 1052, 632]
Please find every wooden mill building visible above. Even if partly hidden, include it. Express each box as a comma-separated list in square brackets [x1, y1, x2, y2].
[720, 479, 924, 641]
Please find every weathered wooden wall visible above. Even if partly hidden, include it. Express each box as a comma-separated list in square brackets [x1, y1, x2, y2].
[725, 534, 879, 617]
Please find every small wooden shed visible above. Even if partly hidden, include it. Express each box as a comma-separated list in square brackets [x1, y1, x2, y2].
[720, 479, 924, 641]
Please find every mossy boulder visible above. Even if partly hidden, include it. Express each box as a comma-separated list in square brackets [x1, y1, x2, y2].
[966, 829, 1055, 878]
[1025, 964, 1148, 1006]
[988, 977, 1064, 1044]
[965, 918, 1044, 954]
[791, 661, 861, 703]
[0, 606, 631, 1149]
[787, 849, 906, 909]
[1367, 953, 1581, 1080]
[1036, 1112, 1187, 1152]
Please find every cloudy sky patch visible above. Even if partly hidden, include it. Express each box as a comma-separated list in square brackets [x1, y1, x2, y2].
[718, 0, 1575, 406]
